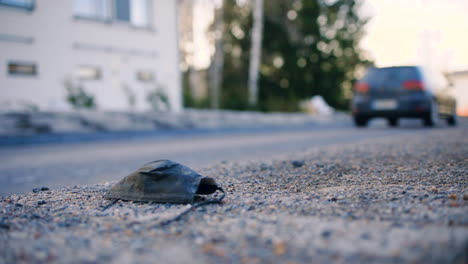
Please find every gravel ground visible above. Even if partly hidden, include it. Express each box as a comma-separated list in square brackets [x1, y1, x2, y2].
[1, 127, 467, 263]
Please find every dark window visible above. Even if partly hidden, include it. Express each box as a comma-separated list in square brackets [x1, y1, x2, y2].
[8, 61, 37, 76]
[136, 70, 154, 82]
[73, 0, 111, 21]
[0, 0, 34, 10]
[362, 67, 420, 90]
[115, 0, 130, 22]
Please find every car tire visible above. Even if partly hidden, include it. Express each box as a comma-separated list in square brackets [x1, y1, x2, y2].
[354, 116, 368, 127]
[388, 118, 398, 127]
[447, 108, 457, 126]
[423, 100, 438, 127]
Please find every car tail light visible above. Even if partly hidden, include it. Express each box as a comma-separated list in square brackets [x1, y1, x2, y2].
[354, 82, 369, 93]
[404, 80, 425, 90]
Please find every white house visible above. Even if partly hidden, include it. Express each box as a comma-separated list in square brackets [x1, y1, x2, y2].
[0, 0, 182, 112]
[445, 70, 468, 116]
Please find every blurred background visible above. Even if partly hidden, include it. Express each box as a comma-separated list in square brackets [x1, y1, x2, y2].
[1, 0, 468, 195]
[1, 0, 467, 117]
[180, 0, 468, 114]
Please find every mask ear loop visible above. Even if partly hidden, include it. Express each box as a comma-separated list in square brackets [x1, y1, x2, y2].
[101, 199, 119, 211]
[101, 188, 226, 226]
[159, 187, 225, 226]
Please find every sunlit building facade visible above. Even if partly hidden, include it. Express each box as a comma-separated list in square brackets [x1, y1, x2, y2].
[0, 0, 181, 111]
[446, 70, 468, 116]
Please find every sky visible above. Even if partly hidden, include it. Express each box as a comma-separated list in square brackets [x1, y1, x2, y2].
[192, 0, 215, 70]
[193, 0, 468, 72]
[360, 0, 468, 72]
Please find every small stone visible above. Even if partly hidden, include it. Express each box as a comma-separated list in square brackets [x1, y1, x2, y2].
[38, 200, 47, 205]
[32, 188, 40, 193]
[360, 233, 371, 240]
[428, 186, 438, 193]
[406, 186, 414, 190]
[449, 202, 459, 207]
[125, 229, 133, 237]
[448, 194, 457, 200]
[329, 197, 337, 202]
[40, 187, 49, 191]
[202, 242, 225, 257]
[463, 194, 468, 201]
[291, 160, 304, 168]
[321, 229, 333, 239]
[273, 241, 287, 256]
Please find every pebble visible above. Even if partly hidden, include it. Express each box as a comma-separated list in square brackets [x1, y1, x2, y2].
[273, 241, 287, 256]
[321, 229, 333, 239]
[291, 160, 304, 168]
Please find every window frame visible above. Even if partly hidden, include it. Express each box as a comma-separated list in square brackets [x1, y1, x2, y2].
[129, 0, 152, 29]
[0, 0, 35, 11]
[72, 0, 153, 30]
[73, 0, 112, 23]
[7, 60, 38, 77]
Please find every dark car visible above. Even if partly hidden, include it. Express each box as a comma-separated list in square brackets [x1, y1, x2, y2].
[351, 66, 457, 127]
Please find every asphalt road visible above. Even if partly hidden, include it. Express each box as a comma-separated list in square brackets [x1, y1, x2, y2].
[0, 118, 464, 196]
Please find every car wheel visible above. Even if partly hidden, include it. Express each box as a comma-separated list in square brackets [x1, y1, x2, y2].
[423, 101, 438, 127]
[354, 116, 368, 127]
[447, 108, 457, 126]
[388, 118, 398, 127]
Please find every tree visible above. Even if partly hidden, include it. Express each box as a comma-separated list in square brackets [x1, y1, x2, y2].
[209, 0, 225, 109]
[218, 0, 372, 112]
[248, 0, 264, 107]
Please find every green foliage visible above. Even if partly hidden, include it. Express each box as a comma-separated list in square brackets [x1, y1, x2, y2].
[64, 79, 96, 109]
[146, 86, 170, 112]
[182, 71, 210, 109]
[219, 0, 372, 111]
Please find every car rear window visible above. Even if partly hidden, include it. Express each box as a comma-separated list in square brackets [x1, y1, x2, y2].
[362, 67, 420, 87]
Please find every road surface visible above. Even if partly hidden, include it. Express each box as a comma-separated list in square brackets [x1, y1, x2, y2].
[0, 118, 464, 196]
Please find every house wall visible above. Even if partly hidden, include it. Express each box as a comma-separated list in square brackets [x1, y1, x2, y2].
[0, 0, 181, 112]
[446, 71, 468, 116]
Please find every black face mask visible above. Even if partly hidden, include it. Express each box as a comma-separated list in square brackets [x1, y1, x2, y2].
[106, 159, 222, 203]
[104, 160, 225, 225]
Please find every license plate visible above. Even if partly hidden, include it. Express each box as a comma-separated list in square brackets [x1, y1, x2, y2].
[373, 99, 397, 110]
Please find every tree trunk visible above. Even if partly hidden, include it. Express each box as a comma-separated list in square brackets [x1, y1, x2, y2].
[209, 1, 224, 109]
[248, 0, 264, 107]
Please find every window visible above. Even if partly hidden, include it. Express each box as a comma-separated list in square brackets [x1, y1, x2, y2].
[116, 0, 151, 27]
[130, 0, 151, 28]
[73, 0, 152, 28]
[0, 0, 34, 10]
[76, 66, 101, 80]
[73, 0, 111, 21]
[136, 70, 154, 82]
[115, 0, 130, 22]
[8, 61, 37, 76]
